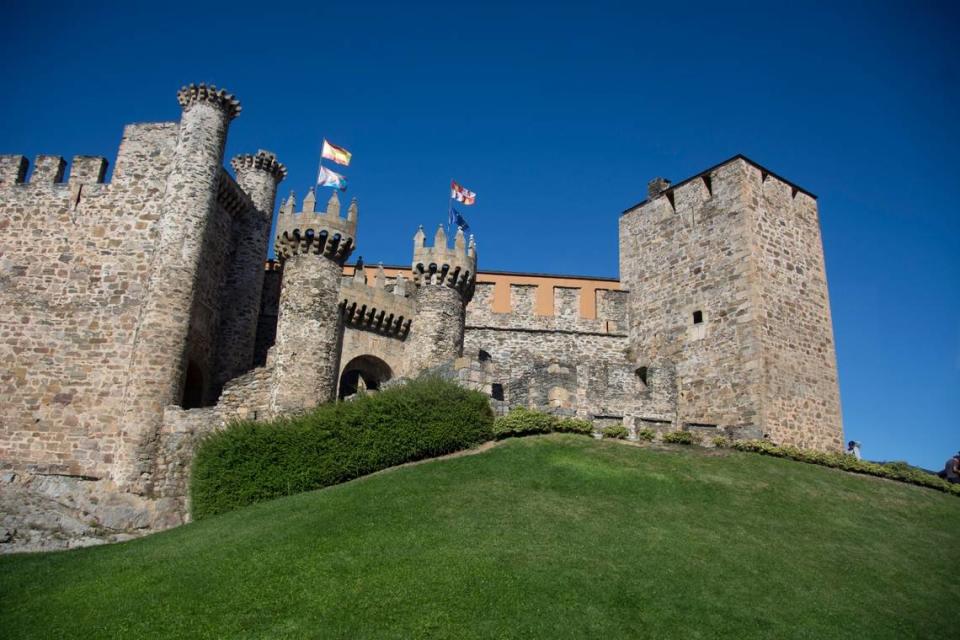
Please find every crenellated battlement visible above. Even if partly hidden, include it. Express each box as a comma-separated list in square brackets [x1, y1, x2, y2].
[176, 83, 241, 120]
[340, 261, 414, 338]
[411, 224, 477, 299]
[0, 154, 110, 188]
[274, 189, 357, 264]
[231, 150, 287, 182]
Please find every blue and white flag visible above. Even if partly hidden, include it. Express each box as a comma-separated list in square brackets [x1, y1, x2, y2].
[317, 165, 347, 191]
[448, 207, 470, 232]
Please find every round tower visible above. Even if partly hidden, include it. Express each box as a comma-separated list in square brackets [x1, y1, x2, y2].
[406, 224, 477, 373]
[270, 189, 357, 411]
[117, 83, 241, 490]
[212, 151, 287, 394]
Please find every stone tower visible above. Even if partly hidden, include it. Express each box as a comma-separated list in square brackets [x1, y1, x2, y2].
[117, 84, 242, 489]
[406, 224, 477, 372]
[212, 151, 287, 397]
[270, 189, 357, 411]
[619, 156, 843, 450]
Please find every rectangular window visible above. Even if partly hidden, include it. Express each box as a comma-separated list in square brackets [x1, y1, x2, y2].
[693, 310, 704, 325]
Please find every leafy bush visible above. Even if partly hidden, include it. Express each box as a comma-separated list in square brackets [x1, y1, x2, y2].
[733, 440, 960, 497]
[663, 430, 700, 445]
[191, 377, 494, 518]
[603, 425, 629, 440]
[493, 408, 595, 439]
[493, 407, 558, 438]
[635, 428, 656, 442]
[555, 417, 594, 435]
[712, 436, 731, 448]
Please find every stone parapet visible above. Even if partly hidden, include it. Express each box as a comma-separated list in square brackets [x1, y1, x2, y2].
[340, 262, 414, 338]
[274, 189, 356, 264]
[176, 83, 241, 120]
[231, 150, 287, 184]
[412, 224, 476, 300]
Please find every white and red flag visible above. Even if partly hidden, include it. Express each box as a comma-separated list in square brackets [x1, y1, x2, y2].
[450, 180, 477, 205]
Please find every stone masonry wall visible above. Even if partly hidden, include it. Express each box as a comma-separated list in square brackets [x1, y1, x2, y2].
[0, 123, 178, 479]
[745, 165, 843, 450]
[619, 160, 765, 434]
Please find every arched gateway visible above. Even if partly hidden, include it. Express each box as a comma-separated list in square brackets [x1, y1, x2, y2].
[338, 355, 393, 399]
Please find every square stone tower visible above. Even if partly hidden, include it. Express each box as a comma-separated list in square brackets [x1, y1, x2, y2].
[619, 155, 843, 451]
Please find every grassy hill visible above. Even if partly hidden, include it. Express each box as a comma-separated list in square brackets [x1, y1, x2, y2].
[2, 435, 958, 639]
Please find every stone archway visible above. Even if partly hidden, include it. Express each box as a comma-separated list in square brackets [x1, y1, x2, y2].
[338, 355, 393, 399]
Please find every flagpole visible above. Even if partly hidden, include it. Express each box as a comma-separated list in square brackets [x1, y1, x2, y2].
[316, 139, 325, 186]
[447, 178, 453, 234]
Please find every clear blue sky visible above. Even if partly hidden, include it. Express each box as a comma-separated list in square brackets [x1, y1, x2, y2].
[2, 1, 957, 469]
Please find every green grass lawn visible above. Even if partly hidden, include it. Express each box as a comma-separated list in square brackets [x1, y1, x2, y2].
[2, 435, 958, 639]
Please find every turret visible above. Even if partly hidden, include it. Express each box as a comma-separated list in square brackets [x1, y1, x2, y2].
[116, 83, 241, 492]
[212, 150, 287, 396]
[407, 224, 478, 373]
[270, 189, 357, 411]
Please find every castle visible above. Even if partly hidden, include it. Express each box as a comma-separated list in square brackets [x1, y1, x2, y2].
[0, 84, 843, 550]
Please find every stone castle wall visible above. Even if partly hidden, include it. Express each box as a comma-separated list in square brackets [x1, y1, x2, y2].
[745, 165, 843, 450]
[0, 124, 178, 480]
[620, 160, 765, 436]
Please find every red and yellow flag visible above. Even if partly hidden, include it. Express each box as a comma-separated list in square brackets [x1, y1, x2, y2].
[321, 139, 352, 166]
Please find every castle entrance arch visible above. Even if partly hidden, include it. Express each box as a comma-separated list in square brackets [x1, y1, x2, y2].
[338, 355, 393, 399]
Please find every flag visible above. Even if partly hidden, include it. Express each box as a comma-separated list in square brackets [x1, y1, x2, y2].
[321, 139, 352, 166]
[451, 180, 476, 205]
[448, 207, 470, 232]
[317, 165, 347, 191]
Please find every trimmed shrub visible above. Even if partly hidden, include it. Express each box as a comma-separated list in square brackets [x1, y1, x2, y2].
[555, 417, 594, 435]
[712, 436, 731, 448]
[493, 408, 595, 439]
[733, 440, 960, 497]
[635, 428, 656, 442]
[663, 430, 700, 445]
[603, 425, 629, 440]
[493, 407, 557, 438]
[190, 377, 494, 519]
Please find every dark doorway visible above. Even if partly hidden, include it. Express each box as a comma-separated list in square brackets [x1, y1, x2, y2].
[338, 355, 393, 400]
[181, 361, 205, 409]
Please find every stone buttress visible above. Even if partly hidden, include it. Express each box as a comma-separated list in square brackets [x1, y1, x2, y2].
[270, 189, 357, 411]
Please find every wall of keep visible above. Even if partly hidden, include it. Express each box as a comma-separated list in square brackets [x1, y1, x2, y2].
[745, 167, 843, 450]
[619, 159, 765, 433]
[0, 124, 178, 478]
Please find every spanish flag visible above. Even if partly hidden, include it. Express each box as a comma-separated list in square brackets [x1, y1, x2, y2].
[321, 139, 352, 166]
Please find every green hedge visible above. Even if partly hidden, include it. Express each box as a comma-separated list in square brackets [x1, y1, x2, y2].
[603, 425, 629, 440]
[190, 377, 494, 519]
[663, 430, 700, 445]
[733, 440, 960, 497]
[493, 407, 593, 439]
